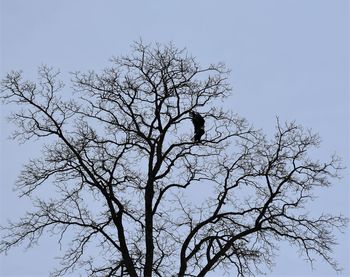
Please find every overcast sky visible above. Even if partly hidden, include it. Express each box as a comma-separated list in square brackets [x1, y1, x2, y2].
[0, 1, 349, 276]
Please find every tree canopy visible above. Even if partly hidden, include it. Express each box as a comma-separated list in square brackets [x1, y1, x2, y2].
[0, 42, 348, 277]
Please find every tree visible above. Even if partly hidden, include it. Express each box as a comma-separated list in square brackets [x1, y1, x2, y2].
[0, 42, 348, 277]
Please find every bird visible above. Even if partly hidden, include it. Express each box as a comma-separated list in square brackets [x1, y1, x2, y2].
[190, 111, 205, 142]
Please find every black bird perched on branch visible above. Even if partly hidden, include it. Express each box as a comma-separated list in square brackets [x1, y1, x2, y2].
[190, 111, 205, 142]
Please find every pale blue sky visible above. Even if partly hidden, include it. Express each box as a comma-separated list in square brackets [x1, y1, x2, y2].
[0, 1, 349, 276]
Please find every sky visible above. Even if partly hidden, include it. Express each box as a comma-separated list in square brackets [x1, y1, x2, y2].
[0, 0, 349, 276]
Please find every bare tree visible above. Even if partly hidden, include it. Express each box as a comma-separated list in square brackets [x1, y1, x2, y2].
[0, 42, 348, 277]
